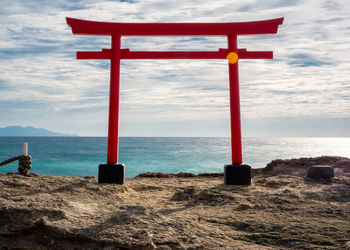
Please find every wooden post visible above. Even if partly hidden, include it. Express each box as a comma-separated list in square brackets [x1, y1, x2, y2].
[107, 34, 121, 164]
[227, 34, 242, 164]
[23, 143, 28, 156]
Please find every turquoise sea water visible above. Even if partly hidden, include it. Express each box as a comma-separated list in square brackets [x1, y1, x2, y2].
[0, 137, 349, 178]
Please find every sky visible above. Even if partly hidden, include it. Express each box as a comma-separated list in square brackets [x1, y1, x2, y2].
[0, 0, 349, 137]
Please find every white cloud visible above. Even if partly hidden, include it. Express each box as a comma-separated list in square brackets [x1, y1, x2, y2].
[0, 0, 349, 136]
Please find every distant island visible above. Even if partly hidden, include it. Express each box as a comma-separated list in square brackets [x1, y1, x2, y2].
[0, 126, 76, 137]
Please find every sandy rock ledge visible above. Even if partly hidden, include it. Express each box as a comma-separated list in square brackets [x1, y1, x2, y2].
[0, 156, 349, 249]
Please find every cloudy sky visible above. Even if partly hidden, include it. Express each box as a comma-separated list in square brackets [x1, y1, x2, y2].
[0, 0, 349, 137]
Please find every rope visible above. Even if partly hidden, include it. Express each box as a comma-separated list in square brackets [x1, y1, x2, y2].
[0, 155, 32, 176]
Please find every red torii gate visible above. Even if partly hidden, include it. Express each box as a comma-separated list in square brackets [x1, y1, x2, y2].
[66, 17, 284, 185]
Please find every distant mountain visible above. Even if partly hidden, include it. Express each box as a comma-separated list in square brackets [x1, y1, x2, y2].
[0, 126, 76, 137]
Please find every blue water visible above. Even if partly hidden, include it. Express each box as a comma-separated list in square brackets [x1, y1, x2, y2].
[0, 137, 349, 178]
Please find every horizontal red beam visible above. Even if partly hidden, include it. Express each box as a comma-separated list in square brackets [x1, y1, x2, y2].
[76, 48, 273, 60]
[67, 17, 284, 36]
[77, 49, 111, 59]
[238, 49, 273, 59]
[121, 49, 227, 59]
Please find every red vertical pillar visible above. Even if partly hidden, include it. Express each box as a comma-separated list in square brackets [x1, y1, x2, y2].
[227, 34, 243, 164]
[107, 34, 121, 164]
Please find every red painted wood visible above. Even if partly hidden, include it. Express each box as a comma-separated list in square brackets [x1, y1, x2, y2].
[77, 50, 111, 59]
[227, 35, 242, 164]
[66, 17, 284, 36]
[107, 35, 121, 164]
[238, 49, 273, 59]
[76, 49, 273, 60]
[121, 49, 227, 59]
[66, 17, 283, 166]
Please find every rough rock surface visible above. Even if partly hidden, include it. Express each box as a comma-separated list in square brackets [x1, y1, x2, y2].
[0, 156, 349, 249]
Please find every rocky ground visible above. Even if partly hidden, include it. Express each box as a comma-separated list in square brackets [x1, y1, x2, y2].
[0, 156, 349, 249]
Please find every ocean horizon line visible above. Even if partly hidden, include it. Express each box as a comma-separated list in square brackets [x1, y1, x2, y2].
[1, 135, 350, 138]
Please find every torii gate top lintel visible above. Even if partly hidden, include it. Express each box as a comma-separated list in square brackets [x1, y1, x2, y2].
[66, 17, 284, 36]
[66, 17, 284, 61]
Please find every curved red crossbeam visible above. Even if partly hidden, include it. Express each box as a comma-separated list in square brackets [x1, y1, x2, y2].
[67, 17, 284, 36]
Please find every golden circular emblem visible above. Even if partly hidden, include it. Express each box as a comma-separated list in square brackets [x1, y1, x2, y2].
[226, 52, 239, 64]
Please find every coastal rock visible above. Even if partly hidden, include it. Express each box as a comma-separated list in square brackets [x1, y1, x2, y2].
[307, 165, 334, 179]
[260, 155, 350, 177]
[0, 156, 349, 249]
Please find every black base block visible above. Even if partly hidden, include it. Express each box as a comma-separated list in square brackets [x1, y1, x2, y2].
[98, 163, 125, 184]
[224, 164, 251, 185]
